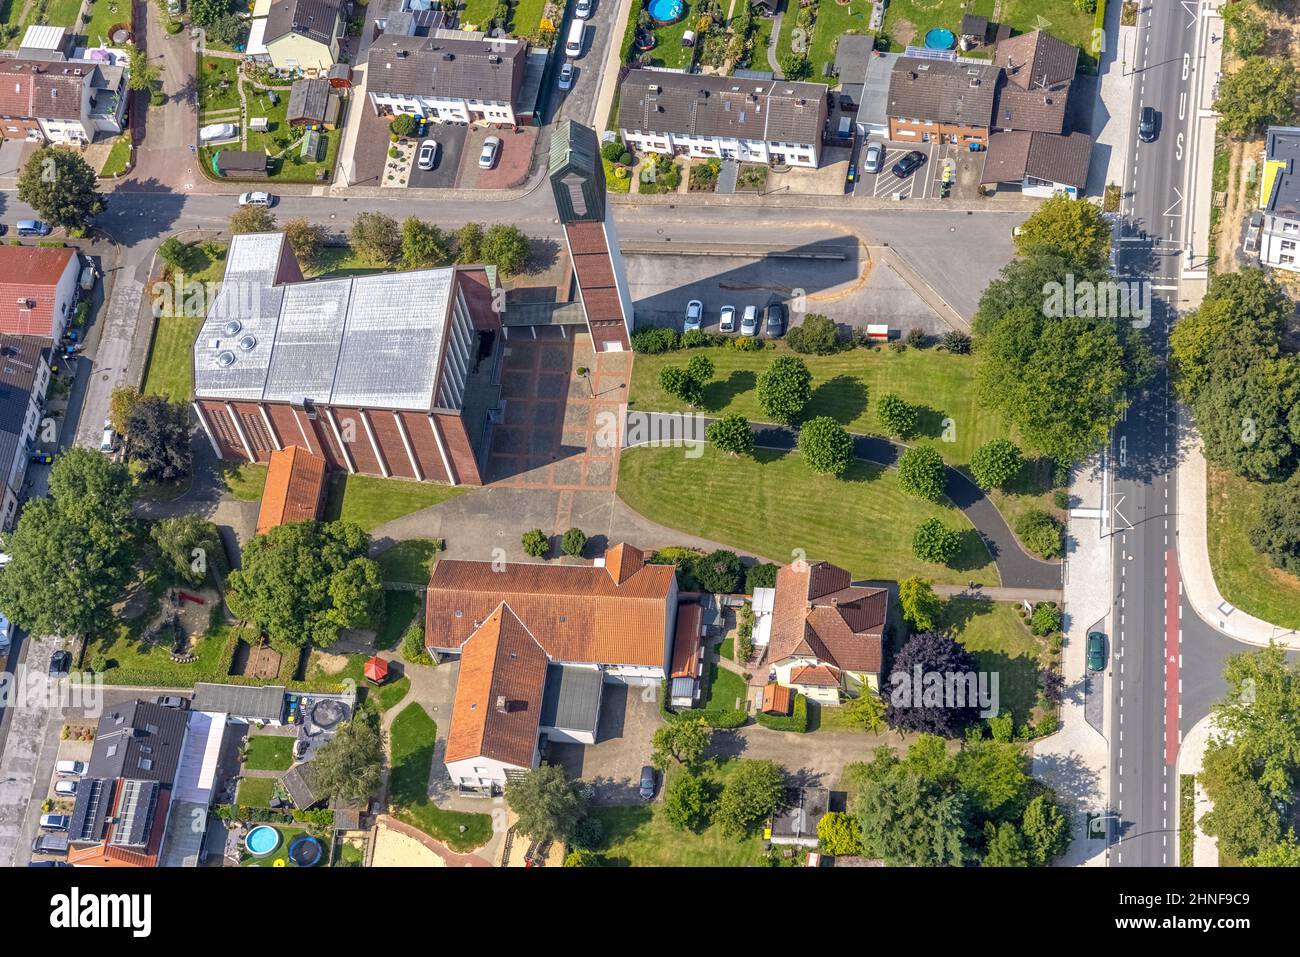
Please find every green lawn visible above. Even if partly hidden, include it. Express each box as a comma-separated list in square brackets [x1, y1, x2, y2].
[89, 601, 238, 684]
[220, 461, 268, 501]
[775, 0, 872, 77]
[373, 674, 411, 713]
[618, 445, 996, 585]
[510, 0, 548, 36]
[1206, 465, 1300, 630]
[78, 0, 127, 48]
[629, 344, 1001, 467]
[377, 590, 419, 651]
[142, 315, 202, 403]
[702, 662, 747, 713]
[999, 0, 1098, 70]
[323, 474, 466, 532]
[388, 703, 494, 852]
[197, 55, 242, 113]
[99, 135, 131, 177]
[940, 598, 1043, 726]
[235, 776, 278, 808]
[458, 0, 498, 29]
[376, 539, 441, 584]
[241, 825, 313, 866]
[718, 635, 734, 660]
[244, 734, 295, 771]
[591, 762, 769, 866]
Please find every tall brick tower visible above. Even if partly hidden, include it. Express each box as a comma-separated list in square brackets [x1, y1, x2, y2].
[549, 121, 634, 352]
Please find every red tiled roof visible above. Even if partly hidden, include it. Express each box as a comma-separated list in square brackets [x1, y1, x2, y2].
[761, 682, 793, 715]
[444, 603, 549, 768]
[0, 59, 86, 120]
[789, 665, 842, 688]
[256, 445, 327, 534]
[768, 561, 887, 674]
[0, 245, 76, 338]
[425, 543, 675, 668]
[671, 603, 702, 678]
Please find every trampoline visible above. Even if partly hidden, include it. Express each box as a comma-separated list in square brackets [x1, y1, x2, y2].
[310, 698, 347, 730]
[924, 28, 957, 50]
[288, 835, 323, 867]
[647, 0, 684, 25]
[245, 825, 281, 857]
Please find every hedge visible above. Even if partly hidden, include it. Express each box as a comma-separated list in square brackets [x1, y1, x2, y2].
[756, 693, 808, 732]
[658, 679, 749, 728]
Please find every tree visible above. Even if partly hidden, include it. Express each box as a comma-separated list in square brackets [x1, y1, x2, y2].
[817, 811, 863, 856]
[561, 527, 587, 558]
[652, 716, 713, 770]
[982, 821, 1030, 866]
[956, 739, 1031, 820]
[685, 353, 714, 385]
[389, 113, 417, 137]
[124, 395, 193, 483]
[18, 147, 106, 229]
[456, 222, 485, 263]
[659, 365, 704, 408]
[1198, 740, 1283, 861]
[911, 518, 962, 565]
[841, 686, 887, 733]
[109, 385, 140, 435]
[1250, 472, 1300, 576]
[0, 450, 136, 639]
[1021, 794, 1071, 865]
[150, 515, 220, 587]
[1215, 57, 1299, 138]
[282, 217, 327, 270]
[190, 0, 231, 26]
[521, 528, 549, 558]
[1244, 831, 1300, 867]
[664, 770, 711, 831]
[779, 51, 810, 80]
[694, 549, 743, 594]
[1194, 356, 1300, 482]
[480, 224, 530, 278]
[401, 217, 452, 269]
[351, 211, 402, 264]
[229, 205, 275, 234]
[897, 446, 947, 501]
[885, 631, 981, 736]
[1030, 601, 1062, 636]
[1210, 645, 1300, 803]
[898, 577, 942, 631]
[1016, 508, 1064, 559]
[798, 416, 853, 476]
[226, 521, 382, 647]
[563, 848, 602, 867]
[756, 355, 812, 424]
[124, 44, 159, 92]
[875, 392, 916, 438]
[1012, 193, 1112, 269]
[310, 716, 384, 806]
[968, 439, 1023, 490]
[785, 313, 842, 354]
[207, 13, 245, 45]
[706, 412, 754, 457]
[716, 760, 785, 837]
[1222, 2, 1269, 58]
[505, 763, 587, 844]
[851, 756, 970, 866]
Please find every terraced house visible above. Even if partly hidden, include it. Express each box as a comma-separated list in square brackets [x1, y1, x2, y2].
[247, 0, 346, 73]
[366, 33, 529, 127]
[617, 71, 830, 168]
[0, 54, 127, 144]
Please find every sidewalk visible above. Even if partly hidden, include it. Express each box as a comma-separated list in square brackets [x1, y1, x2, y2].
[1175, 408, 1300, 648]
[590, 0, 635, 134]
[1181, 0, 1225, 281]
[1032, 455, 1110, 866]
[1175, 714, 1219, 866]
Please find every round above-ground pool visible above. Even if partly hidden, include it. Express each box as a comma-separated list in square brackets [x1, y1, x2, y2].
[288, 835, 323, 867]
[924, 28, 956, 50]
[647, 0, 684, 25]
[245, 825, 281, 857]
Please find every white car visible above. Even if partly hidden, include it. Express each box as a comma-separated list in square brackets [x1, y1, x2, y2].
[558, 62, 574, 91]
[0, 612, 10, 651]
[238, 191, 273, 207]
[198, 122, 236, 143]
[740, 305, 759, 336]
[54, 780, 78, 797]
[55, 760, 85, 777]
[718, 304, 736, 333]
[167, 0, 181, 15]
[478, 136, 502, 169]
[684, 300, 703, 332]
[417, 139, 439, 170]
[99, 419, 117, 454]
[575, 0, 593, 18]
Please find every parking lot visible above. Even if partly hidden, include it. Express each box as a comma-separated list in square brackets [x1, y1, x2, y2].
[406, 122, 469, 190]
[854, 139, 984, 201]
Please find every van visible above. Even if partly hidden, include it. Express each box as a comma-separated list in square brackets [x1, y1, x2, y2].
[565, 19, 586, 58]
[79, 265, 96, 291]
[31, 834, 69, 857]
[55, 760, 85, 776]
[16, 219, 50, 237]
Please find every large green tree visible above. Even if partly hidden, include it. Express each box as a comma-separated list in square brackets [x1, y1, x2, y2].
[310, 714, 385, 806]
[651, 716, 713, 771]
[124, 395, 193, 483]
[715, 760, 786, 837]
[756, 355, 812, 424]
[401, 217, 452, 269]
[897, 446, 947, 501]
[505, 763, 588, 844]
[18, 147, 107, 229]
[150, 515, 221, 587]
[798, 416, 853, 476]
[1012, 193, 1112, 269]
[1250, 471, 1300, 576]
[898, 576, 942, 630]
[706, 412, 754, 457]
[968, 439, 1023, 490]
[1215, 56, 1299, 138]
[1193, 356, 1300, 483]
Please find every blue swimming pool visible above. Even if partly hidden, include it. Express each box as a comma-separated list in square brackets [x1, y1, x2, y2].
[647, 0, 684, 24]
[245, 825, 281, 857]
[925, 28, 957, 50]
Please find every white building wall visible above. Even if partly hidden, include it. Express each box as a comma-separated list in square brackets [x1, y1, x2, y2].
[619, 128, 819, 168]
[369, 90, 517, 126]
[445, 755, 526, 790]
[1261, 214, 1300, 271]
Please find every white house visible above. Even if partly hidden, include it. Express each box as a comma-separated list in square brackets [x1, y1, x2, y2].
[617, 71, 830, 169]
[1258, 126, 1300, 273]
[366, 33, 527, 127]
[0, 336, 51, 531]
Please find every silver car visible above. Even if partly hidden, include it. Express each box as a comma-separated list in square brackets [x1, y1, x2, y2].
[479, 136, 502, 169]
[558, 62, 574, 90]
[863, 140, 884, 174]
[417, 139, 439, 170]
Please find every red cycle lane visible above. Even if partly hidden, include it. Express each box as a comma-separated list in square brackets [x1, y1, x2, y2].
[1165, 549, 1181, 766]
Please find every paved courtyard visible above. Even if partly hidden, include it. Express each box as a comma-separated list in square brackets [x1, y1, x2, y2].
[547, 682, 663, 806]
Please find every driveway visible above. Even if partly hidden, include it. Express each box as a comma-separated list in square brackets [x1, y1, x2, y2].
[547, 682, 663, 805]
[406, 123, 469, 190]
[456, 126, 537, 189]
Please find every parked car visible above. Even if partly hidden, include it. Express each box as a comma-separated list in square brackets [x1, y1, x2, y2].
[39, 814, 71, 832]
[199, 122, 236, 143]
[718, 304, 736, 333]
[166, 0, 181, 16]
[764, 303, 786, 338]
[238, 191, 274, 207]
[16, 219, 51, 237]
[27, 860, 69, 867]
[739, 305, 759, 336]
[684, 299, 703, 332]
[1087, 631, 1107, 672]
[31, 835, 69, 856]
[575, 0, 594, 18]
[55, 760, 85, 776]
[154, 695, 187, 709]
[99, 419, 117, 454]
[417, 138, 439, 170]
[0, 613, 10, 651]
[557, 62, 574, 91]
[49, 650, 71, 677]
[1138, 105, 1159, 143]
[863, 140, 884, 174]
[891, 150, 926, 179]
[53, 780, 78, 797]
[638, 765, 656, 800]
[478, 136, 502, 169]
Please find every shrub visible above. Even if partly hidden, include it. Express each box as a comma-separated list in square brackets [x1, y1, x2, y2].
[707, 412, 754, 457]
[561, 527, 587, 558]
[941, 330, 972, 354]
[1017, 509, 1063, 559]
[756, 693, 808, 732]
[150, 89, 167, 106]
[1052, 489, 1071, 510]
[757, 355, 812, 425]
[401, 620, 432, 665]
[785, 313, 842, 354]
[875, 392, 917, 438]
[896, 446, 947, 501]
[680, 329, 726, 349]
[731, 335, 765, 352]
[600, 140, 625, 163]
[695, 549, 744, 594]
[631, 326, 679, 354]
[887, 340, 907, 353]
[817, 811, 863, 856]
[390, 114, 417, 137]
[744, 563, 778, 591]
[911, 519, 962, 565]
[521, 528, 549, 558]
[798, 416, 854, 476]
[1030, 601, 1062, 636]
[969, 439, 1023, 490]
[904, 328, 929, 349]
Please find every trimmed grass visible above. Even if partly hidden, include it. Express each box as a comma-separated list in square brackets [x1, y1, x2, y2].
[244, 734, 295, 771]
[197, 55, 242, 113]
[702, 662, 747, 712]
[591, 762, 768, 866]
[99, 135, 131, 177]
[241, 825, 311, 867]
[236, 776, 278, 808]
[78, 0, 126, 48]
[940, 598, 1043, 726]
[388, 703, 493, 852]
[323, 473, 467, 532]
[999, 0, 1099, 71]
[775, 0, 871, 77]
[90, 601, 237, 682]
[629, 345, 1000, 466]
[459, 0, 498, 29]
[510, 0, 548, 36]
[375, 539, 440, 584]
[719, 635, 734, 660]
[646, 5, 698, 70]
[617, 445, 997, 586]
[374, 674, 411, 713]
[1179, 774, 1194, 866]
[220, 461, 268, 501]
[377, 590, 419, 651]
[142, 315, 202, 403]
[1206, 465, 1300, 630]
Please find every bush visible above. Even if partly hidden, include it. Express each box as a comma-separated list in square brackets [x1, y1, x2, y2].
[875, 393, 917, 438]
[1030, 601, 1062, 636]
[150, 89, 167, 106]
[400, 620, 432, 665]
[941, 330, 973, 354]
[521, 528, 549, 558]
[798, 416, 854, 476]
[706, 412, 754, 457]
[730, 335, 765, 352]
[631, 326, 679, 354]
[680, 329, 726, 349]
[912, 518, 962, 565]
[600, 140, 625, 163]
[896, 446, 947, 502]
[785, 313, 842, 354]
[570, 815, 604, 849]
[968, 439, 1023, 490]
[1017, 509, 1063, 559]
[756, 693, 808, 732]
[905, 328, 929, 349]
[1052, 489, 1072, 510]
[694, 549, 743, 594]
[744, 563, 778, 591]
[561, 527, 587, 558]
[390, 114, 417, 137]
[757, 355, 812, 425]
[818, 811, 864, 856]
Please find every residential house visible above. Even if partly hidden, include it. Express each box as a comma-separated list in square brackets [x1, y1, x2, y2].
[669, 602, 705, 708]
[769, 786, 828, 847]
[1257, 126, 1300, 272]
[0, 336, 52, 530]
[981, 129, 1093, 198]
[426, 542, 680, 791]
[248, 0, 345, 74]
[617, 71, 830, 168]
[767, 560, 888, 703]
[885, 56, 998, 146]
[366, 33, 528, 127]
[191, 231, 503, 487]
[0, 245, 80, 340]
[0, 55, 128, 143]
[255, 444, 328, 534]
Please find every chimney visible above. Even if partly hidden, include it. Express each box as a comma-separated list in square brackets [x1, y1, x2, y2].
[495, 695, 508, 714]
